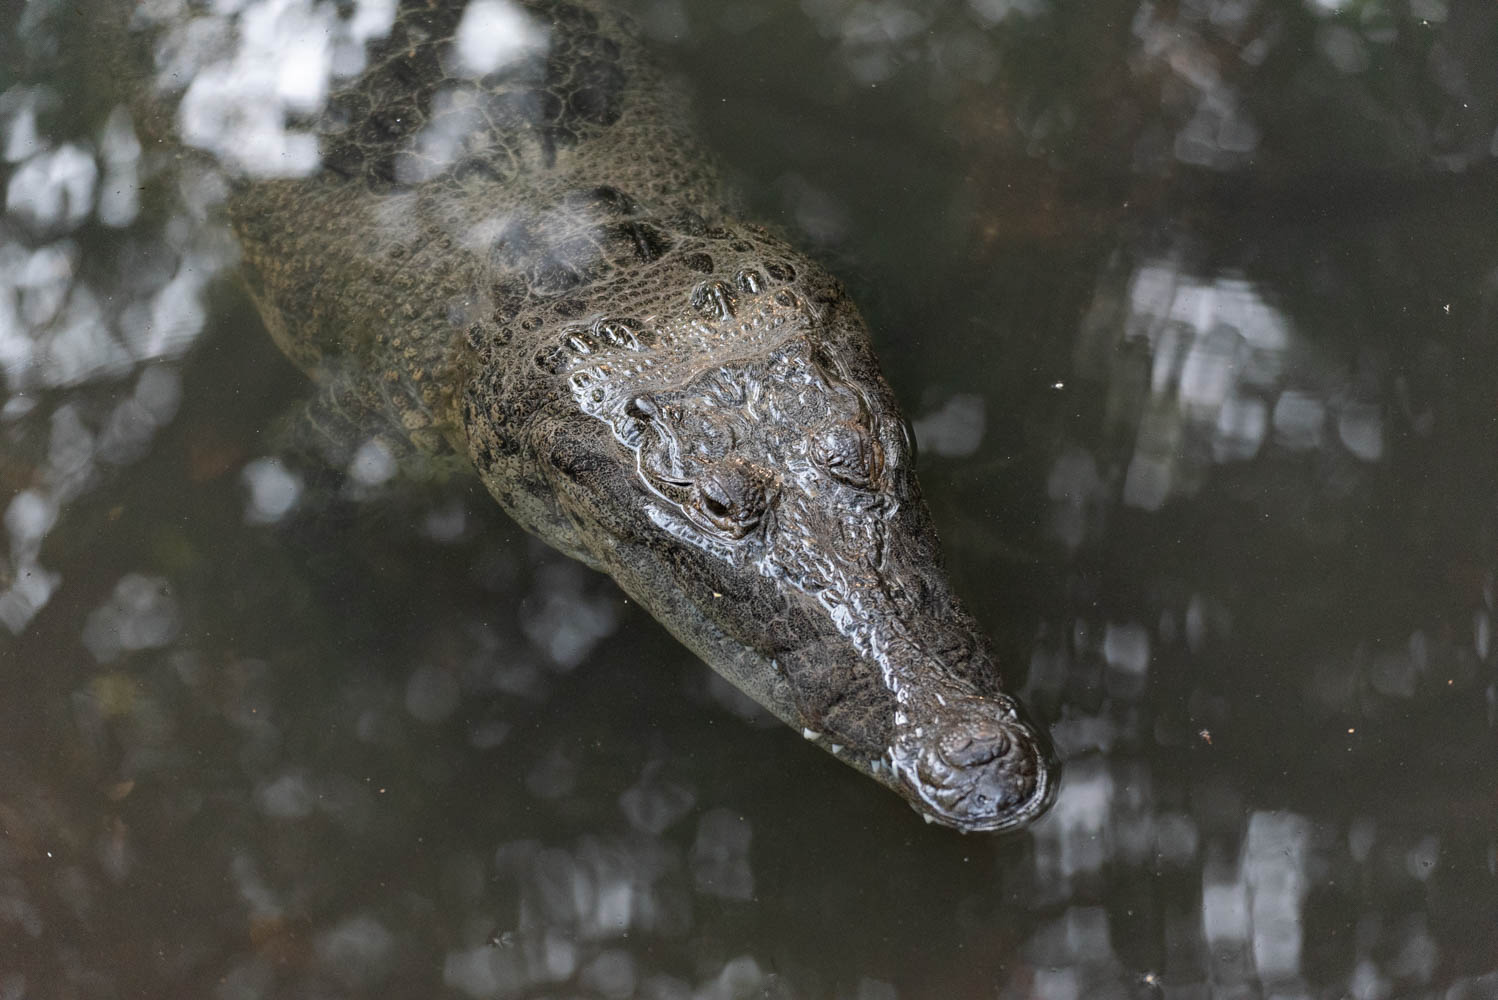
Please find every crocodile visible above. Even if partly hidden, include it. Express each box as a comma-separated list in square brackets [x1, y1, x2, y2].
[131, 0, 1059, 832]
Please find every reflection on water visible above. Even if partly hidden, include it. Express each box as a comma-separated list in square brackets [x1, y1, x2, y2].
[1070, 258, 1396, 518]
[159, 0, 398, 177]
[0, 86, 228, 631]
[2, 0, 1497, 997]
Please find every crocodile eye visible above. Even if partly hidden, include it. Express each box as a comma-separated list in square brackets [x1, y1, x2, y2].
[692, 460, 771, 539]
[700, 485, 732, 518]
[813, 421, 882, 488]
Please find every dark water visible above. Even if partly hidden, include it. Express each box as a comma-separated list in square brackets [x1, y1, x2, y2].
[3, 0, 1497, 997]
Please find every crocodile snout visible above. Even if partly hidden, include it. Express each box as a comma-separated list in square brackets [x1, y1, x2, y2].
[891, 694, 1058, 833]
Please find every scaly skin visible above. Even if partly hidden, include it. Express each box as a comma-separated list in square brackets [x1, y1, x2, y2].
[209, 0, 1056, 831]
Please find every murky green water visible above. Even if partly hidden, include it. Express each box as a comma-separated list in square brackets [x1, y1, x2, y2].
[3, 0, 1497, 996]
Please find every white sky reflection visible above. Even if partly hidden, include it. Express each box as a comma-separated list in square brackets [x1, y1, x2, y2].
[1070, 258, 1385, 514]
[153, 0, 398, 178]
[453, 0, 550, 78]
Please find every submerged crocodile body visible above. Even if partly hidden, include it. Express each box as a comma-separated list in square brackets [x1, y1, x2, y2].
[149, 0, 1058, 831]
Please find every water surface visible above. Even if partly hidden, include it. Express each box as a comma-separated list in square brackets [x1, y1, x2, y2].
[2, 0, 1497, 997]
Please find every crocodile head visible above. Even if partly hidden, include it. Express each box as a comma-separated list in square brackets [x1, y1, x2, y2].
[515, 238, 1057, 832]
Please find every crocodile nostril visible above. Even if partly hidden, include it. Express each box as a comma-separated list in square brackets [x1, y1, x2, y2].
[938, 724, 1009, 767]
